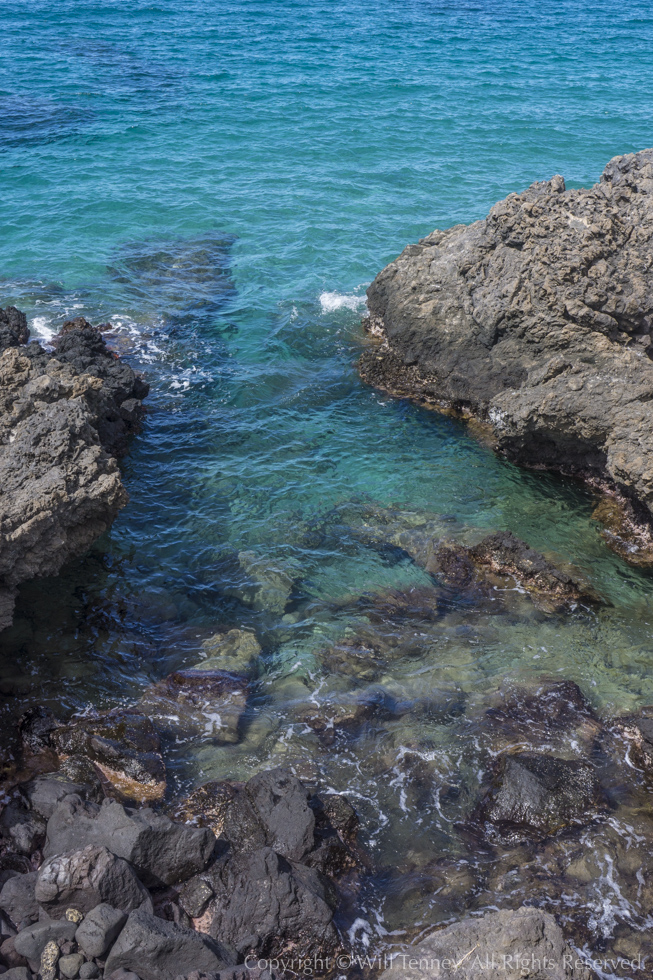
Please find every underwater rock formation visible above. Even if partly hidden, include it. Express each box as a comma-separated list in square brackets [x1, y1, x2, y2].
[379, 907, 596, 979]
[360, 150, 653, 564]
[0, 309, 148, 631]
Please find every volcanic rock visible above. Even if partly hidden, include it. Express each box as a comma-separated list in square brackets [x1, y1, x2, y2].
[104, 908, 233, 980]
[476, 754, 605, 843]
[43, 797, 215, 887]
[207, 847, 337, 959]
[139, 668, 248, 746]
[0, 311, 148, 630]
[74, 903, 127, 959]
[360, 150, 653, 564]
[50, 708, 166, 804]
[0, 873, 39, 931]
[35, 845, 150, 916]
[379, 907, 595, 979]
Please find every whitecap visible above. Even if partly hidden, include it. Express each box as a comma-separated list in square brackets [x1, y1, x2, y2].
[29, 315, 57, 343]
[319, 290, 368, 314]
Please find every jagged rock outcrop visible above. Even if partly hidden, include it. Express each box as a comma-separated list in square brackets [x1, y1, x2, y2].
[359, 150, 653, 564]
[0, 308, 148, 630]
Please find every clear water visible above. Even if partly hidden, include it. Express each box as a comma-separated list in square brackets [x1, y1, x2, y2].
[3, 0, 653, 965]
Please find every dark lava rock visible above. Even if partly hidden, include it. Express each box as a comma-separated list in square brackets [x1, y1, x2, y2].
[23, 774, 101, 820]
[0, 308, 29, 352]
[0, 873, 39, 931]
[43, 797, 215, 887]
[104, 907, 234, 980]
[477, 754, 605, 843]
[35, 845, 149, 917]
[51, 708, 166, 804]
[0, 314, 148, 631]
[177, 878, 214, 919]
[74, 903, 127, 958]
[479, 680, 602, 758]
[13, 919, 77, 966]
[222, 769, 315, 862]
[379, 907, 596, 980]
[0, 803, 45, 857]
[359, 150, 653, 565]
[207, 847, 337, 959]
[1, 968, 32, 980]
[431, 532, 600, 610]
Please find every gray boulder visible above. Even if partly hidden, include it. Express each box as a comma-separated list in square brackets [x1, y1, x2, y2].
[103, 908, 233, 980]
[13, 920, 77, 966]
[0, 874, 39, 931]
[360, 150, 653, 564]
[1, 968, 33, 980]
[23, 775, 97, 820]
[35, 845, 150, 916]
[208, 847, 336, 959]
[44, 797, 215, 886]
[379, 907, 595, 979]
[75, 903, 127, 958]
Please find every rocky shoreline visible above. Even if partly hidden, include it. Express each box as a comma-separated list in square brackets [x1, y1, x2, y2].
[5, 670, 653, 979]
[359, 149, 653, 566]
[0, 308, 148, 631]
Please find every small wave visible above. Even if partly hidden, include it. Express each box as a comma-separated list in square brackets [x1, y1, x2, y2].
[319, 290, 368, 314]
[29, 315, 57, 343]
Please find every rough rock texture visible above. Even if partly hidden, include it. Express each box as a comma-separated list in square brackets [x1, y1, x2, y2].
[50, 708, 166, 804]
[74, 903, 127, 958]
[103, 908, 234, 980]
[43, 797, 215, 886]
[0, 311, 148, 630]
[476, 754, 605, 844]
[359, 150, 653, 563]
[379, 907, 595, 979]
[35, 845, 149, 916]
[207, 847, 337, 959]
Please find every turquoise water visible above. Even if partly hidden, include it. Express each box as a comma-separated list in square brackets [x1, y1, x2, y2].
[4, 0, 653, 960]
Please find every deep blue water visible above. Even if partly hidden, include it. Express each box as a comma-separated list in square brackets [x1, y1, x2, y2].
[3, 0, 653, 953]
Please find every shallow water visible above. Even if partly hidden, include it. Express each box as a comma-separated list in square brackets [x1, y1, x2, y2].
[3, 0, 653, 968]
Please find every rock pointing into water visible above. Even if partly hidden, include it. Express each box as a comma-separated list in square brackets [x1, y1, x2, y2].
[360, 150, 653, 564]
[379, 907, 596, 979]
[0, 309, 148, 631]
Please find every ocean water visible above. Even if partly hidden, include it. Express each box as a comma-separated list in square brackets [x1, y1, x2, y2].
[3, 0, 653, 963]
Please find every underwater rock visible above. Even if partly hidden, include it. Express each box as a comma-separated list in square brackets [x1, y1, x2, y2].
[50, 708, 166, 804]
[0, 311, 148, 631]
[611, 708, 653, 773]
[236, 551, 295, 615]
[139, 668, 248, 746]
[476, 680, 603, 759]
[379, 907, 596, 979]
[360, 150, 653, 563]
[199, 630, 261, 676]
[476, 754, 605, 844]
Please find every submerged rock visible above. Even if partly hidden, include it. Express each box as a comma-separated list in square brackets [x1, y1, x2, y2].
[51, 708, 166, 804]
[475, 754, 605, 844]
[0, 311, 148, 631]
[199, 630, 261, 676]
[379, 907, 595, 979]
[360, 150, 653, 563]
[139, 668, 249, 746]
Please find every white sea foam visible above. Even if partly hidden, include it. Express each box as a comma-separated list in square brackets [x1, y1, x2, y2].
[29, 315, 57, 342]
[319, 290, 368, 314]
